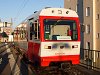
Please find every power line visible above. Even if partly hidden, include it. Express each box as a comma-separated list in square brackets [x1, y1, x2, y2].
[16, 0, 27, 16]
[15, 0, 29, 21]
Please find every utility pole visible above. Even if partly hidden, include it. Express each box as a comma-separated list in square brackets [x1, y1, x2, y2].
[11, 18, 13, 26]
[0, 19, 1, 22]
[3, 22, 4, 42]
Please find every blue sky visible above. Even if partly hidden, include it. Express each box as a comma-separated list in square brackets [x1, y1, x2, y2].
[0, 0, 64, 28]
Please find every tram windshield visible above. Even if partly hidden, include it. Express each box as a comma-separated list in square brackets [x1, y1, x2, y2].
[44, 19, 78, 41]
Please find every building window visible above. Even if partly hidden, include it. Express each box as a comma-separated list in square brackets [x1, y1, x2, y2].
[97, 33, 100, 39]
[86, 24, 90, 34]
[86, 42, 90, 49]
[86, 7, 90, 16]
[5, 22, 7, 27]
[85, 42, 90, 58]
[96, 14, 99, 20]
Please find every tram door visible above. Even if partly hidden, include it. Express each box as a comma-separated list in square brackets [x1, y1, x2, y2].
[28, 19, 40, 61]
[28, 19, 40, 41]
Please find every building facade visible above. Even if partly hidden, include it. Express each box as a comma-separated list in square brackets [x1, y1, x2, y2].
[64, 0, 83, 23]
[13, 23, 27, 41]
[64, 0, 100, 70]
[64, 0, 77, 11]
[0, 21, 12, 42]
[84, 0, 100, 70]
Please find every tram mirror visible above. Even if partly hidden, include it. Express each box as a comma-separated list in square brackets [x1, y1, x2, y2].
[81, 25, 85, 32]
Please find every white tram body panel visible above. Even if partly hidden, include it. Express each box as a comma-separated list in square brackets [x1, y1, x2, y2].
[40, 42, 80, 57]
[40, 8, 78, 17]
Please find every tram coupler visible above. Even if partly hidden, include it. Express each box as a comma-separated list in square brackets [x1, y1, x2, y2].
[61, 62, 72, 71]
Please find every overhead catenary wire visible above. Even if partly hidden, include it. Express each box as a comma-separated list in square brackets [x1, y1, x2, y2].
[15, 0, 29, 21]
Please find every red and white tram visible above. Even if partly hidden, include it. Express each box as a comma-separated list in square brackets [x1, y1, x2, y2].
[14, 8, 80, 67]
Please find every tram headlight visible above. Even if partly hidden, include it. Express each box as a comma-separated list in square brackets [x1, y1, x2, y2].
[72, 45, 78, 48]
[44, 45, 51, 49]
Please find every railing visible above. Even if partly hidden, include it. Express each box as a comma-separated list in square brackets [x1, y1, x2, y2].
[80, 48, 100, 71]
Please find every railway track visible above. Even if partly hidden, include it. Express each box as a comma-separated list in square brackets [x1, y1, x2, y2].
[1, 42, 99, 75]
[10, 43, 34, 75]
[28, 63, 85, 75]
[0, 43, 13, 54]
[12, 44, 85, 75]
[0, 43, 13, 63]
[0, 43, 7, 54]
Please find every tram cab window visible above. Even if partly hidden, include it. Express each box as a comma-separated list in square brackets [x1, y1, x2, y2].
[29, 19, 40, 40]
[44, 19, 78, 41]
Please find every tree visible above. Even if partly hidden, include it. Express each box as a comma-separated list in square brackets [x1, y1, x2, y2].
[1, 32, 8, 37]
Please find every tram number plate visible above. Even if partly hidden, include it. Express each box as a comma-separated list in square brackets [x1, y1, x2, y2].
[55, 53, 65, 55]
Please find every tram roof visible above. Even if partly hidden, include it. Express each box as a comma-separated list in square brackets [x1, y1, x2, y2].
[24, 8, 78, 21]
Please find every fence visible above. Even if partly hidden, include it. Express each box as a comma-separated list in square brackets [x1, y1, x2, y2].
[80, 48, 100, 71]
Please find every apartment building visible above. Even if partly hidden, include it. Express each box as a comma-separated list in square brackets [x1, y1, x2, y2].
[64, 0, 77, 11]
[84, 0, 100, 69]
[13, 23, 27, 41]
[0, 21, 12, 42]
[64, 0, 100, 69]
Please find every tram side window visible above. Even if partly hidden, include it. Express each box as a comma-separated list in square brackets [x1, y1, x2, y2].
[33, 20, 40, 40]
[29, 19, 40, 40]
[30, 22, 34, 40]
